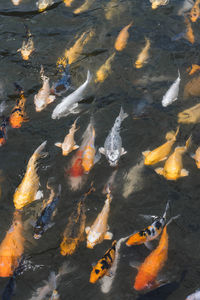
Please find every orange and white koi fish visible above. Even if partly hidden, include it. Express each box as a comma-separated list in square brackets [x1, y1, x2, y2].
[126, 202, 169, 248]
[36, 0, 53, 12]
[60, 186, 94, 256]
[63, 0, 74, 6]
[95, 53, 116, 83]
[85, 191, 113, 249]
[190, 0, 200, 22]
[187, 64, 200, 75]
[13, 141, 47, 210]
[66, 149, 85, 191]
[114, 22, 133, 51]
[149, 0, 169, 10]
[191, 146, 200, 168]
[90, 240, 116, 283]
[185, 16, 195, 44]
[9, 84, 29, 129]
[34, 66, 56, 112]
[17, 30, 34, 61]
[142, 127, 179, 165]
[0, 211, 24, 277]
[135, 37, 151, 69]
[155, 136, 191, 180]
[55, 118, 79, 156]
[74, 0, 95, 14]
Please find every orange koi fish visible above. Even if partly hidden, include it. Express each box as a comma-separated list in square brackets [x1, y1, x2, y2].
[13, 141, 47, 210]
[63, 0, 74, 6]
[126, 201, 169, 248]
[60, 185, 94, 256]
[9, 84, 29, 129]
[133, 216, 179, 291]
[190, 0, 200, 22]
[95, 53, 116, 83]
[74, 0, 95, 14]
[114, 22, 133, 51]
[187, 64, 200, 75]
[135, 37, 151, 69]
[90, 240, 116, 284]
[191, 146, 200, 168]
[155, 136, 191, 180]
[142, 127, 179, 165]
[185, 16, 195, 44]
[0, 118, 8, 147]
[0, 211, 24, 277]
[17, 29, 34, 61]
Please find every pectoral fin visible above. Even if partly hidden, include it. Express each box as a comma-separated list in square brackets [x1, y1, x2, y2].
[144, 241, 154, 250]
[121, 147, 127, 155]
[85, 226, 90, 234]
[47, 95, 56, 104]
[129, 261, 140, 270]
[94, 151, 101, 164]
[35, 190, 43, 200]
[158, 156, 168, 162]
[73, 145, 79, 150]
[180, 169, 189, 177]
[104, 231, 113, 240]
[99, 147, 105, 155]
[155, 167, 164, 176]
[55, 142, 62, 148]
[142, 150, 150, 157]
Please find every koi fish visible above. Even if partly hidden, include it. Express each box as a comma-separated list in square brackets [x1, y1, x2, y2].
[36, 0, 53, 12]
[135, 37, 151, 69]
[114, 22, 133, 51]
[133, 216, 178, 291]
[33, 185, 61, 239]
[149, 0, 169, 10]
[60, 186, 94, 256]
[155, 136, 191, 180]
[0, 118, 8, 147]
[126, 201, 169, 248]
[13, 141, 47, 210]
[90, 240, 116, 283]
[186, 289, 200, 300]
[66, 149, 85, 191]
[162, 70, 181, 107]
[74, 0, 95, 14]
[64, 0, 74, 6]
[178, 103, 200, 124]
[55, 117, 79, 156]
[51, 64, 71, 96]
[34, 66, 56, 112]
[9, 84, 29, 128]
[142, 127, 179, 165]
[95, 53, 116, 83]
[102, 169, 118, 194]
[190, 0, 200, 22]
[99, 107, 128, 167]
[187, 64, 200, 75]
[85, 191, 113, 249]
[11, 0, 22, 5]
[0, 211, 24, 277]
[185, 16, 195, 44]
[191, 146, 200, 168]
[51, 70, 92, 119]
[17, 29, 34, 61]
[183, 75, 200, 99]
[177, 0, 194, 16]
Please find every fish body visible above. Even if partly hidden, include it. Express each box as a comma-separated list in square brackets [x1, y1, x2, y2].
[9, 85, 28, 128]
[51, 70, 92, 119]
[191, 147, 200, 168]
[34, 66, 56, 112]
[36, 0, 53, 12]
[55, 118, 79, 156]
[74, 0, 95, 14]
[187, 64, 200, 75]
[135, 37, 151, 69]
[161, 71, 181, 107]
[0, 118, 8, 147]
[186, 290, 200, 300]
[66, 149, 85, 191]
[190, 0, 200, 22]
[178, 103, 200, 124]
[0, 211, 24, 277]
[13, 141, 47, 210]
[51, 65, 71, 96]
[134, 225, 168, 291]
[99, 107, 128, 167]
[150, 0, 169, 9]
[90, 240, 116, 283]
[95, 52, 116, 83]
[155, 137, 190, 180]
[142, 127, 179, 165]
[82, 121, 96, 174]
[114, 22, 133, 51]
[185, 16, 195, 44]
[17, 32, 34, 61]
[85, 192, 113, 249]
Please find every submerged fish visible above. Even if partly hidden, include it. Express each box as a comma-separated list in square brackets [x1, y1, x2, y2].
[64, 0, 74, 6]
[0, 118, 8, 147]
[51, 70, 92, 119]
[149, 0, 169, 9]
[11, 0, 22, 5]
[90, 240, 116, 283]
[74, 0, 95, 14]
[36, 0, 53, 12]
[183, 75, 200, 99]
[85, 191, 113, 249]
[161, 70, 181, 107]
[126, 201, 169, 248]
[191, 146, 200, 168]
[178, 103, 200, 124]
[66, 149, 85, 191]
[187, 64, 200, 75]
[60, 186, 94, 256]
[155, 136, 191, 180]
[9, 84, 29, 128]
[186, 289, 200, 300]
[17, 30, 34, 61]
[51, 64, 71, 96]
[177, 0, 194, 16]
[55, 117, 79, 156]
[190, 0, 200, 22]
[95, 53, 116, 83]
[135, 37, 151, 69]
[114, 22, 133, 51]
[99, 107, 128, 167]
[142, 127, 179, 165]
[185, 16, 195, 44]
[34, 66, 56, 112]
[13, 141, 47, 210]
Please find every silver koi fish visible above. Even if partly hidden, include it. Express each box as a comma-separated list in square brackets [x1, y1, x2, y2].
[161, 70, 181, 107]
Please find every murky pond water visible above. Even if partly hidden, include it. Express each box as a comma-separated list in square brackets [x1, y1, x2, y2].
[0, 0, 200, 299]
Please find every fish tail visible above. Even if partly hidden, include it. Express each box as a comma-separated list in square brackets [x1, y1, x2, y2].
[185, 135, 192, 150]
[34, 141, 48, 158]
[128, 21, 133, 28]
[86, 70, 92, 84]
[106, 188, 113, 204]
[14, 82, 23, 94]
[166, 214, 180, 227]
[165, 126, 180, 141]
[48, 271, 57, 290]
[58, 261, 76, 277]
[163, 200, 170, 219]
[119, 107, 128, 122]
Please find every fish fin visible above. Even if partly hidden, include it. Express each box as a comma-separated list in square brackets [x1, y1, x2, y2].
[52, 208, 57, 218]
[129, 261, 140, 270]
[180, 168, 189, 177]
[35, 190, 43, 200]
[55, 142, 62, 148]
[139, 214, 158, 221]
[94, 151, 101, 164]
[34, 141, 48, 157]
[85, 226, 90, 234]
[104, 231, 113, 240]
[99, 147, 105, 155]
[69, 103, 80, 114]
[73, 145, 79, 150]
[121, 147, 127, 155]
[47, 95, 56, 104]
[186, 135, 192, 149]
[144, 241, 154, 250]
[155, 167, 164, 175]
[142, 150, 150, 157]
[158, 156, 168, 162]
[29, 220, 36, 227]
[46, 222, 55, 230]
[190, 153, 195, 159]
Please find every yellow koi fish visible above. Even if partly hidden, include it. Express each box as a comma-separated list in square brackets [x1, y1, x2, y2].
[150, 0, 169, 10]
[135, 37, 151, 69]
[95, 52, 116, 83]
[85, 191, 113, 249]
[74, 0, 95, 14]
[13, 141, 47, 210]
[114, 22, 133, 51]
[191, 146, 200, 168]
[142, 127, 179, 165]
[17, 30, 34, 61]
[155, 136, 191, 180]
[55, 117, 79, 156]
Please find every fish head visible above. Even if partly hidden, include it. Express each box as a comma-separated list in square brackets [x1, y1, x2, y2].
[87, 231, 101, 249]
[33, 226, 43, 239]
[51, 289, 60, 300]
[82, 160, 92, 174]
[134, 272, 155, 291]
[90, 265, 102, 283]
[21, 49, 32, 61]
[107, 150, 120, 167]
[60, 237, 78, 256]
[135, 60, 143, 69]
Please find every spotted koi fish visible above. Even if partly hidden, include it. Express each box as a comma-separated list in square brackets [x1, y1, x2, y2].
[126, 201, 170, 248]
[90, 240, 116, 284]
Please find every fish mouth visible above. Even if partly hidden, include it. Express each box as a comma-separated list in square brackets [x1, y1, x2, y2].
[34, 233, 42, 240]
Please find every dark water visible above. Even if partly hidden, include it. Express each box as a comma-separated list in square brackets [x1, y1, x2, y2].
[0, 0, 200, 299]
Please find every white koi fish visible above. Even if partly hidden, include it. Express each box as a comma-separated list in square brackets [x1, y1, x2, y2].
[99, 107, 128, 167]
[51, 70, 92, 120]
[162, 70, 181, 107]
[186, 289, 200, 300]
